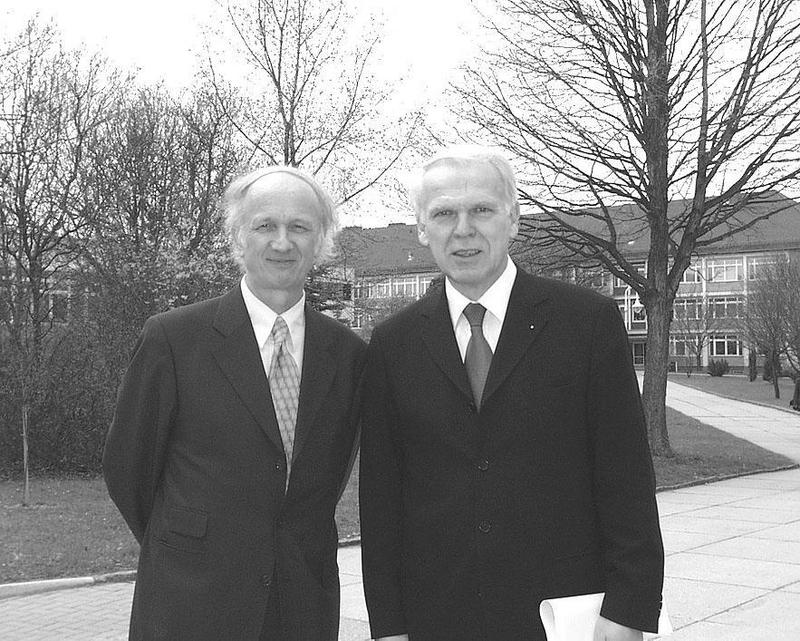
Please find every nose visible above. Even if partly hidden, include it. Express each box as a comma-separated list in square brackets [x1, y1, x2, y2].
[453, 211, 474, 236]
[270, 226, 291, 251]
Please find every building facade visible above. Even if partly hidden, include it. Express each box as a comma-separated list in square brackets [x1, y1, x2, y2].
[338, 194, 800, 368]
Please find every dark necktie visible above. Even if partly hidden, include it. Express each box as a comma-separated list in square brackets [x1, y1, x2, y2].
[463, 303, 492, 409]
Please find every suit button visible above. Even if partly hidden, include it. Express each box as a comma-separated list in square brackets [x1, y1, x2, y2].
[477, 459, 489, 472]
[468, 402, 477, 413]
[478, 520, 492, 533]
[260, 574, 272, 588]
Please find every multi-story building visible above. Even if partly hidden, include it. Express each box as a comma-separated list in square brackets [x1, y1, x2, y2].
[602, 194, 800, 371]
[339, 194, 800, 368]
[336, 223, 438, 334]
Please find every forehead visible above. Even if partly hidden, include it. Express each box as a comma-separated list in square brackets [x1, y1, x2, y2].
[420, 159, 507, 205]
[242, 172, 324, 220]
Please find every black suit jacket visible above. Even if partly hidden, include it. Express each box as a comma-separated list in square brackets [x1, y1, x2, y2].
[359, 270, 664, 641]
[104, 286, 366, 641]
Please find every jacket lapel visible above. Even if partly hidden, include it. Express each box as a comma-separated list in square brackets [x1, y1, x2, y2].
[211, 287, 285, 455]
[291, 307, 336, 465]
[482, 272, 551, 406]
[420, 287, 473, 402]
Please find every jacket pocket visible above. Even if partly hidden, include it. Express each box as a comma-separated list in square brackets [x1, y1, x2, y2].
[157, 505, 208, 554]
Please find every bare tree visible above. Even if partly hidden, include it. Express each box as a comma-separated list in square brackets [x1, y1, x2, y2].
[456, 0, 800, 454]
[82, 83, 242, 380]
[743, 257, 800, 398]
[0, 18, 118, 491]
[671, 296, 721, 373]
[204, 0, 421, 214]
[783, 258, 800, 378]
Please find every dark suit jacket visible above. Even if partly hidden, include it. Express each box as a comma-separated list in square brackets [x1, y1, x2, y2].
[104, 286, 366, 641]
[359, 270, 664, 641]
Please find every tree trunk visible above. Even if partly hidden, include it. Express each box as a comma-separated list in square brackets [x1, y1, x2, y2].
[642, 299, 674, 457]
[22, 403, 31, 507]
[772, 352, 781, 399]
[748, 350, 758, 382]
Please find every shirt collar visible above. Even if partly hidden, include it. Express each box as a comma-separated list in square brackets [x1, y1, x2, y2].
[240, 277, 306, 350]
[446, 257, 517, 327]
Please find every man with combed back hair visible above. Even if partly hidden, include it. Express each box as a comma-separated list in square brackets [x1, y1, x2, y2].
[359, 145, 664, 641]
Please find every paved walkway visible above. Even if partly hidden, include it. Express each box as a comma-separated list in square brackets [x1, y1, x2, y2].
[1, 379, 799, 640]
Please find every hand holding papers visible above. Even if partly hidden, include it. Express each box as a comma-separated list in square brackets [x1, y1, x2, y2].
[540, 593, 672, 641]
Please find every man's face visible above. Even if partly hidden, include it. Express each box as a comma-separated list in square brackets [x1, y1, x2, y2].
[239, 173, 324, 303]
[417, 160, 518, 300]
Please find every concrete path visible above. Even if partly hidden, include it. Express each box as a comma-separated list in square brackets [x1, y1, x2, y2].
[1, 379, 799, 640]
[655, 379, 800, 640]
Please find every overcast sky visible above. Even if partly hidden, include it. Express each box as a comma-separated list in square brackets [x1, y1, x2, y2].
[0, 0, 481, 96]
[0, 0, 484, 226]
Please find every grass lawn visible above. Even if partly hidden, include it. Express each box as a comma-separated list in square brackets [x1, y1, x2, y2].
[669, 372, 799, 413]
[0, 476, 139, 584]
[653, 407, 794, 488]
[1, 407, 794, 583]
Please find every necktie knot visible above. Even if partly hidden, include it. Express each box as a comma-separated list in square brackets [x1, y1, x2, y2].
[271, 316, 289, 348]
[463, 303, 486, 328]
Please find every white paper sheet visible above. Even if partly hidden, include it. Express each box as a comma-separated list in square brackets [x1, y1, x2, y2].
[539, 592, 672, 640]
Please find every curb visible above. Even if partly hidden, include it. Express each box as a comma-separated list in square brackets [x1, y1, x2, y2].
[668, 377, 800, 417]
[0, 539, 364, 600]
[655, 462, 800, 493]
[0, 570, 135, 600]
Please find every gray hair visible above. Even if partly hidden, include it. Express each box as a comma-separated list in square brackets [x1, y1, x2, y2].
[222, 165, 338, 268]
[407, 145, 520, 220]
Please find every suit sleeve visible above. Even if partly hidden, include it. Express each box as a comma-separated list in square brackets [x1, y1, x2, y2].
[587, 299, 664, 632]
[337, 338, 368, 503]
[103, 315, 177, 544]
[359, 328, 407, 638]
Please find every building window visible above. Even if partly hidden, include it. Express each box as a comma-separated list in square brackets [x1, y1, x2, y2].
[680, 265, 702, 283]
[673, 298, 700, 320]
[351, 308, 363, 329]
[747, 255, 778, 280]
[710, 334, 742, 357]
[670, 336, 694, 356]
[614, 264, 646, 288]
[582, 269, 605, 289]
[706, 258, 743, 282]
[392, 277, 418, 298]
[374, 282, 391, 298]
[419, 277, 434, 296]
[632, 342, 646, 366]
[48, 291, 70, 323]
[709, 296, 743, 319]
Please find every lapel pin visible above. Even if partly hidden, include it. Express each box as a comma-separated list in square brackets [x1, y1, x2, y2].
[529, 324, 535, 330]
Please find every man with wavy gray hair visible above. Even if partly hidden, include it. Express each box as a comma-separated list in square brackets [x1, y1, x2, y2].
[359, 146, 664, 641]
[104, 166, 366, 640]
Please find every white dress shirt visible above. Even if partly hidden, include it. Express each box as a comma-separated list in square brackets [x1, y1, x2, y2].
[446, 257, 517, 362]
[240, 278, 306, 380]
